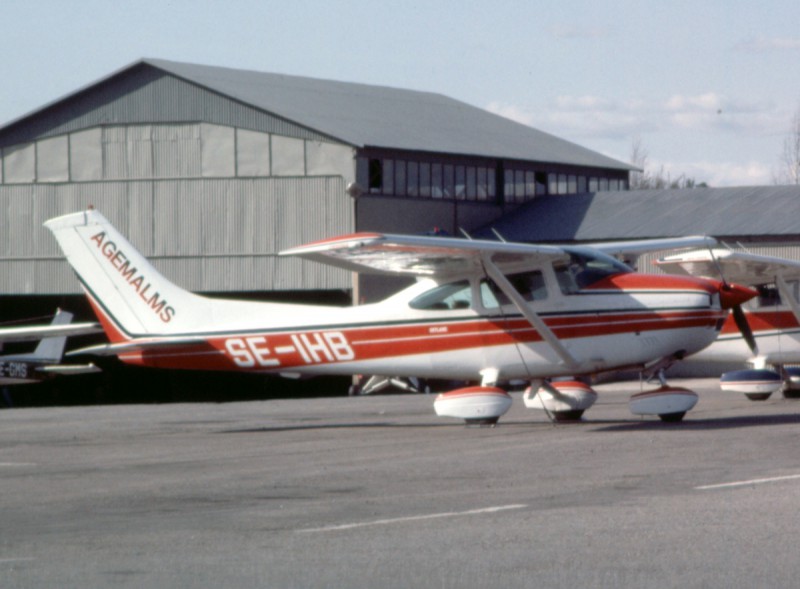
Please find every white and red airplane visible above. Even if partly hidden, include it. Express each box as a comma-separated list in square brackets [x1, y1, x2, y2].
[44, 208, 756, 424]
[658, 248, 800, 400]
[0, 309, 101, 385]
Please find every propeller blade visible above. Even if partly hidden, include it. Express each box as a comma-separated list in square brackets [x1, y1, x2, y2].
[732, 304, 758, 355]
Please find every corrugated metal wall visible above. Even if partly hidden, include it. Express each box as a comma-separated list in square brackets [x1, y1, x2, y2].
[0, 177, 352, 295]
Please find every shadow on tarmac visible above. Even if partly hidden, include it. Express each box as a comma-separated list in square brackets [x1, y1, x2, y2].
[593, 412, 800, 432]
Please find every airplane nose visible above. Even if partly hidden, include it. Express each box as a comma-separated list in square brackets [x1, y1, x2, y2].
[718, 282, 758, 309]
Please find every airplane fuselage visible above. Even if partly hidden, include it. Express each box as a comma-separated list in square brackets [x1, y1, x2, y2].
[85, 273, 727, 381]
[0, 359, 43, 385]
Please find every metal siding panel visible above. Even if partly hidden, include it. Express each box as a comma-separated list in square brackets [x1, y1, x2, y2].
[69, 128, 103, 181]
[0, 176, 351, 294]
[36, 135, 69, 182]
[152, 125, 201, 178]
[4, 143, 35, 183]
[102, 127, 128, 179]
[200, 124, 235, 177]
[127, 125, 154, 179]
[236, 129, 270, 176]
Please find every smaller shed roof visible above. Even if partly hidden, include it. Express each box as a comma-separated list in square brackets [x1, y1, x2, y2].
[480, 186, 800, 242]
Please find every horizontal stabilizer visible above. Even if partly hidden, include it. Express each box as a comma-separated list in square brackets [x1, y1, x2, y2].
[36, 363, 102, 375]
[67, 337, 210, 357]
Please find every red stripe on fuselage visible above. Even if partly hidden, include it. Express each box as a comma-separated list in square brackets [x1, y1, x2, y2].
[720, 310, 800, 334]
[585, 273, 722, 293]
[106, 308, 724, 372]
[84, 287, 130, 343]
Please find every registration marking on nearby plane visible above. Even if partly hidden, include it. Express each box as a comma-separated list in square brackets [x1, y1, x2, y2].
[296, 504, 528, 533]
[695, 473, 800, 491]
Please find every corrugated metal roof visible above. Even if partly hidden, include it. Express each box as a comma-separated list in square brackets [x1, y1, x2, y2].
[481, 186, 800, 241]
[1, 58, 633, 172]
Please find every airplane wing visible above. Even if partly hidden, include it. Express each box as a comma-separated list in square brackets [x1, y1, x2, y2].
[279, 232, 568, 278]
[588, 236, 716, 258]
[281, 233, 717, 278]
[0, 320, 102, 343]
[656, 249, 800, 286]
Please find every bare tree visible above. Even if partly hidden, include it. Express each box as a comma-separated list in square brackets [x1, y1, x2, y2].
[629, 136, 649, 189]
[628, 137, 706, 189]
[774, 103, 800, 185]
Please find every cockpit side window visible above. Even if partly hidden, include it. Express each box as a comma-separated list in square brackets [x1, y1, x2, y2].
[509, 270, 547, 301]
[409, 280, 473, 310]
[479, 270, 547, 309]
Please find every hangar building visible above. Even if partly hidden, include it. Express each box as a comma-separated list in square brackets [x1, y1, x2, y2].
[0, 58, 634, 318]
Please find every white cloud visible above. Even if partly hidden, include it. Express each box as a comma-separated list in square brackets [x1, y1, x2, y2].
[652, 159, 774, 187]
[487, 93, 785, 139]
[665, 93, 723, 112]
[485, 94, 787, 187]
[736, 36, 800, 52]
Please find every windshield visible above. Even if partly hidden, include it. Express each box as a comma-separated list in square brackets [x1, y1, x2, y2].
[555, 247, 632, 294]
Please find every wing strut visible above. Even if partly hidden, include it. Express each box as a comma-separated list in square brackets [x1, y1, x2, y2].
[481, 255, 580, 369]
[776, 274, 800, 326]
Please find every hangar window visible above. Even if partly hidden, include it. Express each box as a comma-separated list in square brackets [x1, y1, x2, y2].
[395, 160, 406, 195]
[443, 164, 455, 197]
[369, 159, 382, 193]
[363, 157, 496, 201]
[419, 162, 431, 197]
[432, 163, 443, 198]
[526, 171, 536, 198]
[383, 159, 394, 195]
[455, 165, 466, 199]
[466, 167, 477, 199]
[536, 172, 548, 195]
[407, 161, 419, 196]
[568, 175, 577, 193]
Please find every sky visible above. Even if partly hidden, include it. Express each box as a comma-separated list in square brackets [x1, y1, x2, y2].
[2, 0, 800, 187]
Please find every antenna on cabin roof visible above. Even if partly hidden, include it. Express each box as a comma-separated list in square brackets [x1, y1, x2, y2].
[490, 228, 507, 243]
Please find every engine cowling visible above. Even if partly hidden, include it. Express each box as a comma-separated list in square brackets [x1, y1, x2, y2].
[433, 386, 512, 426]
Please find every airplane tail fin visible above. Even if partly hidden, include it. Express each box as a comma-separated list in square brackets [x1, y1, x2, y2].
[28, 309, 71, 363]
[45, 209, 208, 340]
